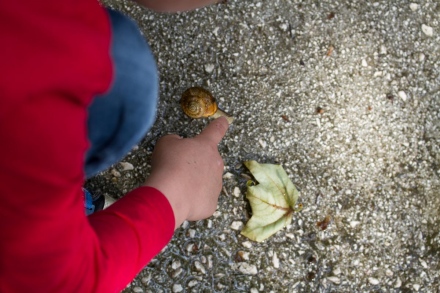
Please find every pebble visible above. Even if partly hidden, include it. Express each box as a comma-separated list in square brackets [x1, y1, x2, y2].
[350, 221, 360, 228]
[413, 284, 420, 291]
[111, 169, 121, 177]
[327, 276, 340, 284]
[188, 229, 196, 238]
[195, 261, 206, 274]
[205, 64, 215, 73]
[242, 241, 253, 248]
[233, 187, 241, 197]
[410, 3, 419, 11]
[172, 284, 183, 292]
[385, 269, 393, 277]
[398, 91, 407, 101]
[223, 172, 234, 179]
[120, 162, 134, 171]
[361, 59, 368, 67]
[272, 252, 280, 268]
[368, 277, 380, 285]
[394, 277, 402, 288]
[133, 287, 143, 293]
[237, 263, 258, 275]
[259, 139, 267, 149]
[422, 24, 433, 37]
[420, 259, 428, 268]
[333, 267, 341, 275]
[250, 288, 259, 293]
[171, 260, 181, 270]
[231, 221, 243, 230]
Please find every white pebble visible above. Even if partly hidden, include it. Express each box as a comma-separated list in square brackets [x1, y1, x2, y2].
[410, 3, 419, 11]
[111, 169, 121, 177]
[361, 59, 368, 67]
[350, 221, 361, 228]
[250, 288, 259, 293]
[233, 187, 241, 197]
[237, 263, 258, 275]
[231, 221, 243, 230]
[195, 261, 206, 274]
[420, 259, 428, 268]
[259, 139, 267, 149]
[188, 280, 198, 287]
[333, 267, 341, 275]
[133, 287, 143, 293]
[272, 252, 280, 268]
[120, 162, 134, 171]
[205, 64, 215, 73]
[385, 269, 393, 277]
[394, 277, 402, 288]
[242, 241, 253, 248]
[413, 284, 420, 291]
[422, 24, 434, 37]
[398, 91, 407, 101]
[279, 23, 288, 31]
[223, 172, 234, 179]
[188, 229, 196, 238]
[368, 277, 380, 285]
[327, 276, 340, 284]
[419, 53, 425, 62]
[172, 284, 183, 293]
[172, 260, 181, 270]
[380, 45, 387, 55]
[213, 27, 219, 37]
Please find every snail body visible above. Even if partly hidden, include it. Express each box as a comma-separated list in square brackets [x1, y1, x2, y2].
[180, 87, 234, 124]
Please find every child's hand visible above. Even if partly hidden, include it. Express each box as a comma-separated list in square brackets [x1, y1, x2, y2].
[144, 117, 229, 229]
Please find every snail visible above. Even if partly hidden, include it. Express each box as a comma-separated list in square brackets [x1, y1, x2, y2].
[180, 87, 234, 124]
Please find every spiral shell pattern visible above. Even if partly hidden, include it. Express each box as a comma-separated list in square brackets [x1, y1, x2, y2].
[180, 87, 218, 119]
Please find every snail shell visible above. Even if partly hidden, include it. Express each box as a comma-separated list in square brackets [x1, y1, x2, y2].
[180, 87, 218, 119]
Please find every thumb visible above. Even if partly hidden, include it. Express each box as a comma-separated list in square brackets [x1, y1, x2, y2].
[197, 117, 229, 144]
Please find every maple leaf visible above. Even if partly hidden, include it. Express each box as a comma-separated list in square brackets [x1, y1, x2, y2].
[241, 161, 301, 242]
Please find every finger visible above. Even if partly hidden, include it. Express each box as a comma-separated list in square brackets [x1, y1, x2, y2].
[197, 117, 229, 144]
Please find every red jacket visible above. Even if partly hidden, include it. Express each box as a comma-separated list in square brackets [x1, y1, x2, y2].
[0, 1, 174, 292]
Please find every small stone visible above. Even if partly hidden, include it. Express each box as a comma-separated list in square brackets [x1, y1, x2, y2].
[350, 221, 361, 228]
[242, 241, 253, 248]
[420, 259, 428, 268]
[205, 64, 215, 73]
[188, 280, 198, 287]
[171, 260, 181, 270]
[111, 169, 121, 177]
[385, 269, 393, 277]
[223, 172, 234, 179]
[172, 268, 183, 278]
[272, 252, 280, 268]
[419, 53, 425, 62]
[327, 276, 340, 284]
[413, 284, 420, 291]
[172, 284, 183, 293]
[422, 24, 433, 37]
[398, 91, 407, 101]
[250, 288, 259, 293]
[120, 162, 134, 171]
[188, 229, 196, 238]
[394, 277, 402, 288]
[361, 59, 368, 67]
[237, 263, 258, 275]
[410, 3, 419, 11]
[368, 277, 380, 285]
[233, 187, 241, 197]
[195, 261, 206, 274]
[133, 287, 143, 293]
[231, 221, 243, 230]
[259, 139, 267, 149]
[213, 27, 219, 37]
[333, 267, 341, 275]
[379, 45, 387, 55]
[279, 23, 289, 31]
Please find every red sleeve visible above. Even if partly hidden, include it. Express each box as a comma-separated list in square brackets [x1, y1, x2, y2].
[0, 1, 175, 292]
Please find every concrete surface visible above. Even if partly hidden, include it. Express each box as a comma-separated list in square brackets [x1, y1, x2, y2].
[89, 0, 440, 292]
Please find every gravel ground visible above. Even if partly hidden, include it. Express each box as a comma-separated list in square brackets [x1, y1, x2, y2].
[90, 0, 440, 292]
